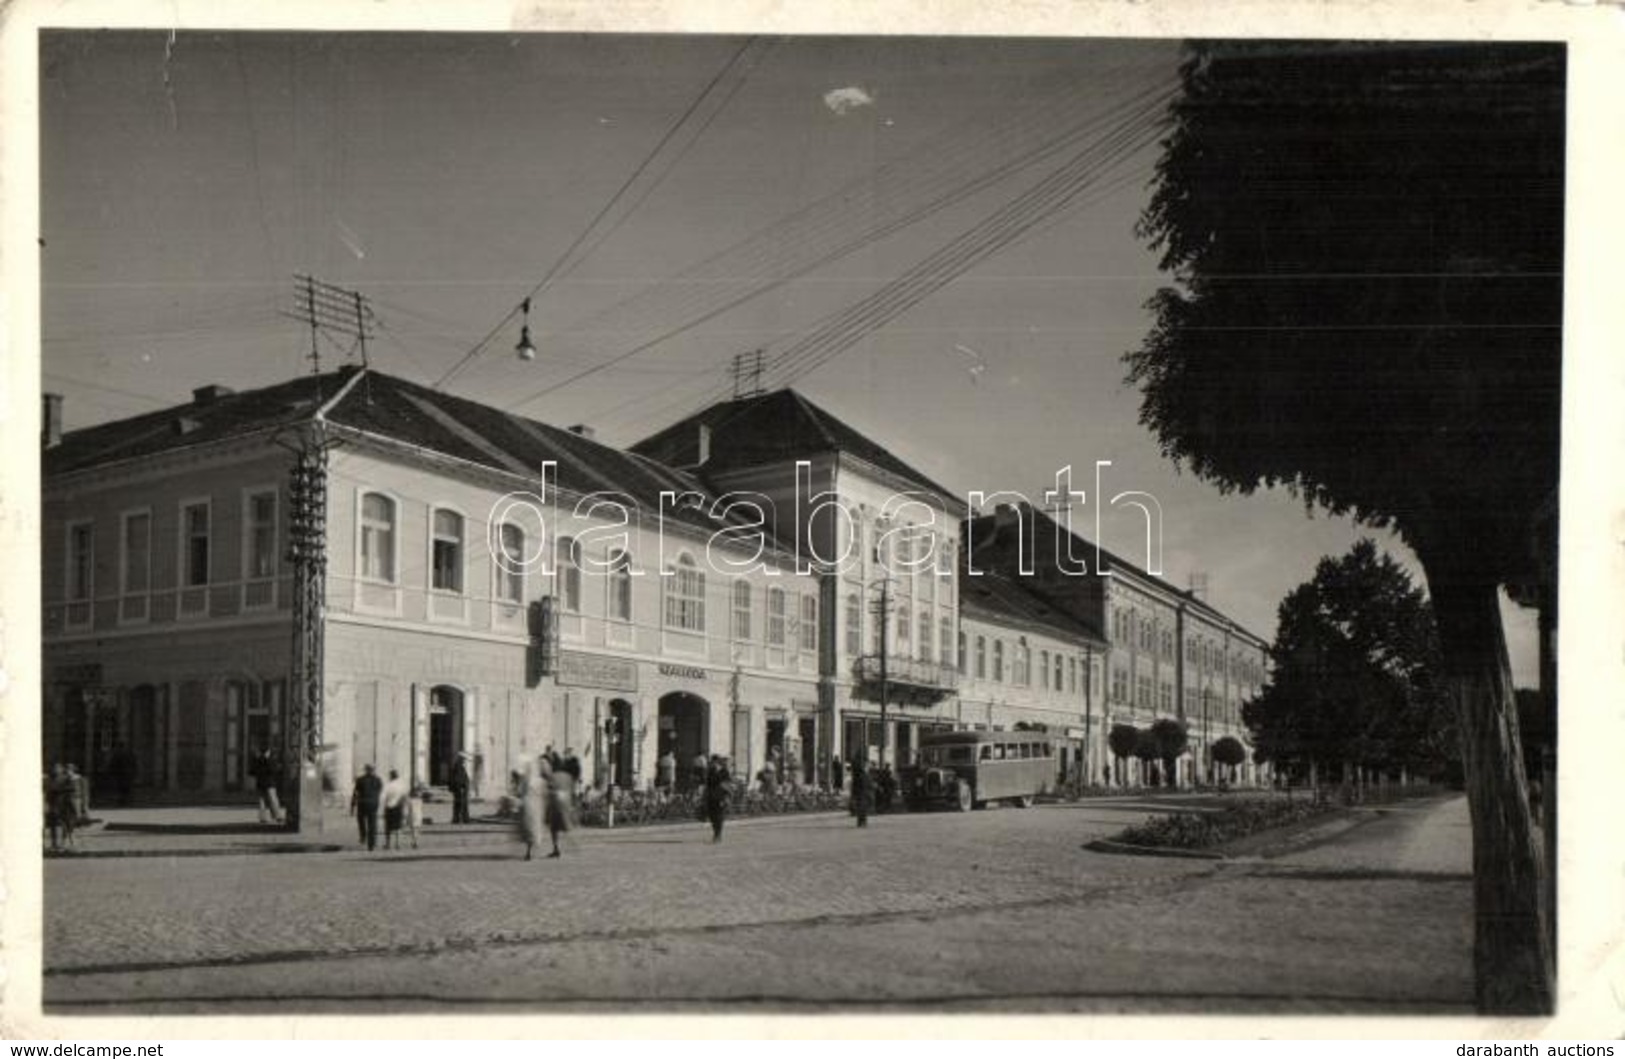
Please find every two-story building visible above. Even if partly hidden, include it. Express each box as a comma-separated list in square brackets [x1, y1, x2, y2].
[41, 368, 827, 805]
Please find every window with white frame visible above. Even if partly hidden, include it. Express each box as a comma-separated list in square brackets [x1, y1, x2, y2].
[554, 535, 580, 611]
[1159, 681, 1173, 712]
[181, 501, 211, 587]
[1112, 667, 1128, 703]
[120, 510, 151, 621]
[1137, 674, 1153, 708]
[65, 520, 94, 627]
[665, 553, 706, 632]
[845, 592, 861, 655]
[732, 579, 753, 640]
[360, 493, 396, 582]
[608, 549, 633, 621]
[767, 586, 787, 646]
[799, 593, 818, 652]
[497, 524, 526, 605]
[432, 509, 465, 593]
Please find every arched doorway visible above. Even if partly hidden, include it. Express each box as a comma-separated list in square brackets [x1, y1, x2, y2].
[428, 685, 464, 787]
[657, 691, 709, 791]
[607, 698, 635, 789]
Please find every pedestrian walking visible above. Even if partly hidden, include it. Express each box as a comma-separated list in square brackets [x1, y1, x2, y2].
[249, 745, 284, 826]
[517, 759, 546, 861]
[449, 751, 472, 824]
[543, 754, 575, 858]
[690, 752, 708, 793]
[351, 764, 383, 851]
[831, 756, 844, 793]
[703, 754, 732, 843]
[45, 764, 78, 851]
[849, 758, 874, 828]
[656, 749, 676, 794]
[382, 769, 409, 850]
[66, 763, 90, 825]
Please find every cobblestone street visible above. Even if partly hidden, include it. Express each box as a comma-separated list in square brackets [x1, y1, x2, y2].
[42, 794, 1474, 1013]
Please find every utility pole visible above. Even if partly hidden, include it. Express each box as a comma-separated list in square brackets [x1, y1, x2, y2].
[285, 423, 329, 834]
[869, 578, 893, 769]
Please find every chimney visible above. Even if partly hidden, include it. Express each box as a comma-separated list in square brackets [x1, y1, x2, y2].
[42, 393, 63, 449]
[567, 424, 596, 441]
[191, 384, 235, 406]
[696, 423, 712, 466]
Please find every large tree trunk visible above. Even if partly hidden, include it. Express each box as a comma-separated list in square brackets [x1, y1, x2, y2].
[1426, 572, 1552, 1014]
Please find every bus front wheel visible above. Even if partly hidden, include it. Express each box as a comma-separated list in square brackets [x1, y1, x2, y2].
[955, 781, 974, 812]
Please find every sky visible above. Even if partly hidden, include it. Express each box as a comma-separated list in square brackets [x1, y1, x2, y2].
[38, 30, 1542, 682]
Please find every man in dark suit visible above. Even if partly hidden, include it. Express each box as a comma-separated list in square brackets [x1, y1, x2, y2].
[351, 764, 383, 850]
[449, 752, 472, 824]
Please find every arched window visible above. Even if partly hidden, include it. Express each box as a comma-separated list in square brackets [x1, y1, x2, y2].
[732, 579, 752, 640]
[497, 524, 525, 604]
[767, 586, 787, 645]
[608, 548, 633, 621]
[360, 493, 396, 582]
[665, 553, 705, 631]
[431, 508, 463, 592]
[555, 536, 581, 611]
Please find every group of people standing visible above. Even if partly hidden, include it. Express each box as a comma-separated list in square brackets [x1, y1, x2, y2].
[44, 763, 89, 851]
[349, 764, 424, 851]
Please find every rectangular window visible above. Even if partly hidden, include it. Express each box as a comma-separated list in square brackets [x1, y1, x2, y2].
[993, 640, 1005, 682]
[120, 510, 151, 622]
[845, 593, 861, 656]
[733, 581, 753, 641]
[182, 501, 211, 587]
[553, 536, 579, 610]
[432, 509, 464, 592]
[664, 558, 706, 632]
[1068, 657, 1077, 695]
[245, 491, 277, 580]
[939, 618, 953, 668]
[1137, 675, 1152, 708]
[917, 610, 931, 662]
[360, 493, 396, 582]
[66, 520, 94, 627]
[608, 549, 632, 621]
[498, 525, 526, 604]
[768, 589, 787, 646]
[975, 636, 987, 679]
[800, 594, 818, 652]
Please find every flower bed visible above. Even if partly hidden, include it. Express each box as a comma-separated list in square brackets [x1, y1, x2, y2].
[574, 783, 849, 828]
[1111, 795, 1336, 851]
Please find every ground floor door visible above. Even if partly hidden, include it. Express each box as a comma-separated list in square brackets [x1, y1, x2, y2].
[658, 692, 709, 790]
[428, 685, 464, 787]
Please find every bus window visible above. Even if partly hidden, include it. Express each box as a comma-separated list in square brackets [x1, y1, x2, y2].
[979, 745, 992, 761]
[1021, 744, 1033, 759]
[951, 747, 973, 763]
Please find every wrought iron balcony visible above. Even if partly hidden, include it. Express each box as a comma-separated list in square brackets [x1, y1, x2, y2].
[852, 654, 959, 703]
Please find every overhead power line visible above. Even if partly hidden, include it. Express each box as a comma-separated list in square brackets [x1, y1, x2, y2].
[432, 37, 762, 391]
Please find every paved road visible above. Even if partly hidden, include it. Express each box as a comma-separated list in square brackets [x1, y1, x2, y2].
[42, 794, 1473, 1013]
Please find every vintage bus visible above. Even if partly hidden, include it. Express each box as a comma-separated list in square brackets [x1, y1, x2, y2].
[900, 729, 1056, 811]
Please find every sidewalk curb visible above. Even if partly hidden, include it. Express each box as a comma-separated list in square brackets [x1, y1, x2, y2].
[46, 843, 346, 859]
[1083, 838, 1227, 861]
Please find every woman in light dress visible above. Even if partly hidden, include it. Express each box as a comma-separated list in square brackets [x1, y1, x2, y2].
[517, 758, 547, 861]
